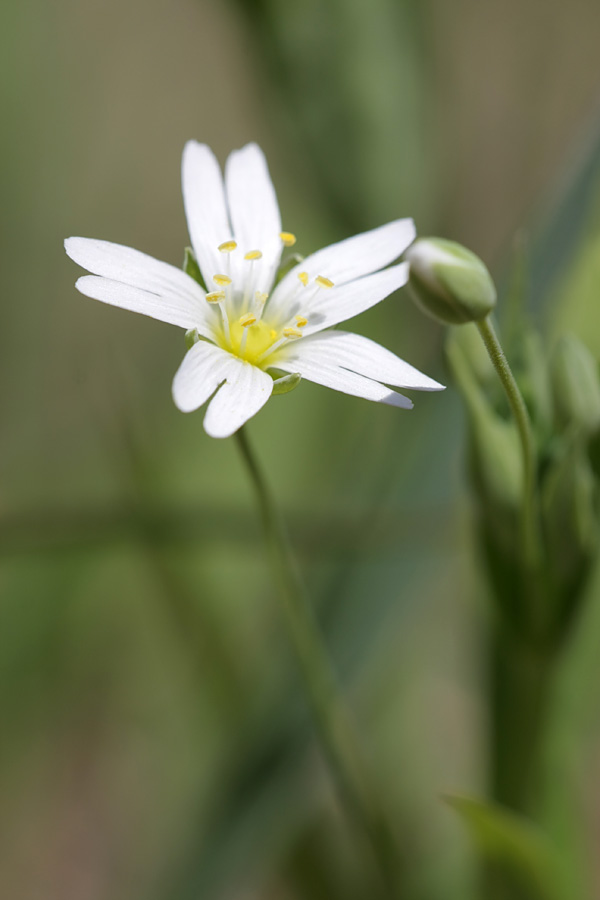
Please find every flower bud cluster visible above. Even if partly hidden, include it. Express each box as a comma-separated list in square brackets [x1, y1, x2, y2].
[447, 322, 600, 643]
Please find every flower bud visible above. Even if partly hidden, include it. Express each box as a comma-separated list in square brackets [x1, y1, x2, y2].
[551, 334, 600, 436]
[405, 238, 497, 325]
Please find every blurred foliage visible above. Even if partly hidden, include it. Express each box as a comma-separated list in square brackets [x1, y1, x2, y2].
[2, 1, 600, 899]
[445, 795, 564, 900]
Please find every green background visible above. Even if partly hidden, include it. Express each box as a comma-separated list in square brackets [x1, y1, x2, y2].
[2, 0, 600, 897]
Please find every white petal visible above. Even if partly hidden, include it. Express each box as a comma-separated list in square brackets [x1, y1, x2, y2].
[65, 236, 215, 330]
[269, 219, 415, 318]
[225, 143, 282, 295]
[271, 263, 409, 335]
[172, 342, 273, 437]
[182, 141, 233, 288]
[272, 352, 413, 409]
[203, 358, 274, 438]
[75, 275, 218, 333]
[172, 342, 237, 412]
[275, 330, 444, 391]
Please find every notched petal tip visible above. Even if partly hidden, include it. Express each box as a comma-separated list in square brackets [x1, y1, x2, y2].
[183, 138, 212, 156]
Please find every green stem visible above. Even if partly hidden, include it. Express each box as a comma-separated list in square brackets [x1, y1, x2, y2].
[475, 318, 556, 899]
[489, 632, 553, 815]
[484, 631, 556, 900]
[476, 317, 543, 623]
[235, 426, 402, 898]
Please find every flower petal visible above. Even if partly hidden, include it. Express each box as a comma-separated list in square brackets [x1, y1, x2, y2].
[275, 330, 444, 391]
[269, 219, 415, 318]
[225, 143, 283, 295]
[203, 358, 274, 438]
[172, 341, 237, 412]
[271, 351, 413, 409]
[270, 263, 409, 335]
[182, 141, 233, 288]
[172, 341, 273, 437]
[65, 237, 216, 333]
[74, 276, 207, 331]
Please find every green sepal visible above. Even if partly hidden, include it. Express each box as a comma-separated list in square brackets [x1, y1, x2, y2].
[183, 247, 207, 290]
[445, 795, 564, 900]
[274, 253, 304, 287]
[185, 328, 200, 349]
[270, 371, 302, 395]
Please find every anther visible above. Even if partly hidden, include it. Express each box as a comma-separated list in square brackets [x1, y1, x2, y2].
[295, 316, 308, 328]
[283, 327, 303, 339]
[218, 241, 237, 253]
[239, 313, 256, 328]
[206, 290, 226, 303]
[298, 271, 309, 286]
[315, 275, 334, 289]
[213, 274, 232, 287]
[280, 232, 297, 247]
[244, 250, 263, 261]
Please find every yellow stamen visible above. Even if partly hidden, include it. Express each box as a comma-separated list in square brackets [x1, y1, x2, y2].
[239, 313, 256, 328]
[280, 231, 297, 247]
[315, 275, 334, 289]
[213, 274, 232, 286]
[218, 240, 237, 253]
[295, 316, 308, 328]
[270, 329, 278, 340]
[283, 327, 303, 339]
[255, 291, 268, 305]
[206, 290, 225, 303]
[298, 271, 309, 286]
[244, 250, 263, 261]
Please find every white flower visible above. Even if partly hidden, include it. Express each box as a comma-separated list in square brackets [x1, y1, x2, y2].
[65, 142, 444, 438]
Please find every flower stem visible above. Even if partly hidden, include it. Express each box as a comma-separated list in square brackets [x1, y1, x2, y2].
[234, 425, 402, 898]
[476, 317, 543, 625]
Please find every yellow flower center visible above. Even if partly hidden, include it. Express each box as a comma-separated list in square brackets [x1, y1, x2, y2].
[220, 318, 282, 365]
[204, 239, 335, 366]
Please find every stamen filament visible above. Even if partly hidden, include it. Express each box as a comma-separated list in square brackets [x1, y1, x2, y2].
[243, 250, 263, 311]
[218, 302, 232, 345]
[253, 291, 269, 321]
[218, 242, 236, 280]
[239, 313, 256, 356]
